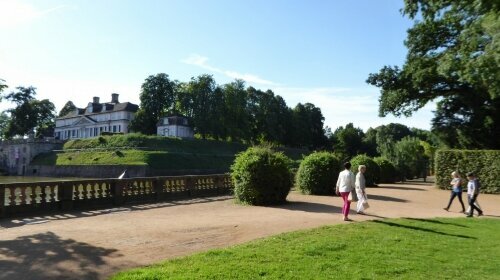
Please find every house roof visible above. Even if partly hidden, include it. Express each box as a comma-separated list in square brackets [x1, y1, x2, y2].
[57, 102, 139, 120]
[156, 114, 191, 127]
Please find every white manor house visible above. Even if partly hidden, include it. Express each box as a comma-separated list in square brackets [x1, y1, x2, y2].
[54, 93, 139, 140]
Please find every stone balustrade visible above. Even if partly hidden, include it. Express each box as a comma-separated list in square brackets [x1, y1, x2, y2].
[0, 174, 233, 218]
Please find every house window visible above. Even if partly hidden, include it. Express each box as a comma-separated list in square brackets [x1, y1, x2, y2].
[113, 125, 117, 132]
[118, 125, 121, 132]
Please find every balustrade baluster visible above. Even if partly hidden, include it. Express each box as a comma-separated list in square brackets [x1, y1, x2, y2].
[19, 186, 27, 205]
[139, 182, 144, 195]
[49, 185, 57, 203]
[29, 187, 36, 205]
[7, 187, 15, 206]
[105, 183, 110, 198]
[89, 183, 96, 199]
[40, 185, 47, 204]
[73, 184, 80, 200]
[97, 183, 104, 198]
[82, 184, 89, 200]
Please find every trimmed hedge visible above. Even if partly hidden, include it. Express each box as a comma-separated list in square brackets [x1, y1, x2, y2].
[374, 157, 398, 183]
[295, 152, 340, 195]
[350, 154, 380, 186]
[435, 150, 500, 194]
[231, 147, 293, 205]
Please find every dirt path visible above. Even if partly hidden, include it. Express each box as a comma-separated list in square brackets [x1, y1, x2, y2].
[1, 182, 499, 279]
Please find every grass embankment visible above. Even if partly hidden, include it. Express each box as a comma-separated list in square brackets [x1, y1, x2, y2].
[32, 134, 308, 170]
[112, 218, 500, 279]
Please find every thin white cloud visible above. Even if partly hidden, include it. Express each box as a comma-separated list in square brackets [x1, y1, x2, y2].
[0, 0, 67, 28]
[182, 53, 279, 86]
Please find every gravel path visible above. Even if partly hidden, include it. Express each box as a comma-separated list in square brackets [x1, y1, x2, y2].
[1, 181, 499, 279]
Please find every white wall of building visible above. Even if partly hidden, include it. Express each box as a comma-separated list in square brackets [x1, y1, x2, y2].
[157, 125, 194, 138]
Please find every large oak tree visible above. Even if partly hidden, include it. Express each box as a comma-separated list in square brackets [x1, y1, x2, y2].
[367, 0, 499, 148]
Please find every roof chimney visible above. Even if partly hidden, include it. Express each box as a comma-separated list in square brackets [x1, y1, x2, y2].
[93, 96, 100, 104]
[111, 93, 119, 103]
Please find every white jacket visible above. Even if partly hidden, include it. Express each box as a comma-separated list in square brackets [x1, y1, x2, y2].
[336, 169, 355, 192]
[355, 172, 366, 191]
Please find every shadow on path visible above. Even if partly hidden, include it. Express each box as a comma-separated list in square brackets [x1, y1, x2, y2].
[367, 194, 408, 203]
[0, 231, 121, 280]
[377, 186, 426, 191]
[0, 196, 233, 229]
[372, 220, 475, 239]
[398, 181, 434, 186]
[271, 201, 342, 214]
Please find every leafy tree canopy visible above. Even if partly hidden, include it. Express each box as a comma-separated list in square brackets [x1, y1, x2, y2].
[1, 86, 56, 138]
[330, 123, 365, 158]
[58, 101, 77, 117]
[0, 79, 7, 96]
[130, 73, 177, 134]
[367, 0, 500, 149]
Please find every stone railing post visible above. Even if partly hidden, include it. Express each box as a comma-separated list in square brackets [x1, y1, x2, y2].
[0, 185, 5, 218]
[186, 176, 195, 197]
[59, 181, 74, 211]
[112, 179, 124, 206]
[153, 177, 162, 201]
[214, 175, 223, 194]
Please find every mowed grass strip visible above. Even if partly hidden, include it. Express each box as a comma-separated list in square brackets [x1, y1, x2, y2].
[111, 218, 500, 279]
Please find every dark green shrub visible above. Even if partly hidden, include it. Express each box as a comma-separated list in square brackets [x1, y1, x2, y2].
[374, 157, 398, 183]
[231, 146, 293, 205]
[350, 154, 380, 186]
[295, 151, 340, 195]
[435, 150, 500, 194]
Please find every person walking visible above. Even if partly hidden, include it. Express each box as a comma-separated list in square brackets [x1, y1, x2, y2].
[465, 172, 483, 217]
[355, 165, 369, 214]
[336, 162, 355, 221]
[443, 171, 465, 212]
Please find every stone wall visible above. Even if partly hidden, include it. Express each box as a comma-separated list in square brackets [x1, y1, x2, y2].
[28, 164, 228, 178]
[28, 165, 148, 178]
[0, 139, 63, 175]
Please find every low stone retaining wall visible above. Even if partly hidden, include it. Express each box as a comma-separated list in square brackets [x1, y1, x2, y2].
[0, 174, 232, 218]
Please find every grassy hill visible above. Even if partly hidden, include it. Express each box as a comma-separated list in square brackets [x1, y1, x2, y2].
[32, 134, 308, 171]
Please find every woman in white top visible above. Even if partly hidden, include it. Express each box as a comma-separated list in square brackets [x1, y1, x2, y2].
[355, 165, 368, 214]
[336, 162, 355, 221]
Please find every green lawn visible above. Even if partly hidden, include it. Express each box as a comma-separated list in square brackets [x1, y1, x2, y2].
[111, 218, 500, 279]
[32, 134, 309, 170]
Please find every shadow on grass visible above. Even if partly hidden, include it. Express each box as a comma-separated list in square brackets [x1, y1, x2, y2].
[405, 217, 469, 228]
[358, 212, 388, 219]
[271, 201, 342, 214]
[367, 194, 408, 203]
[0, 231, 121, 280]
[0, 196, 233, 229]
[372, 220, 476, 239]
[483, 214, 500, 218]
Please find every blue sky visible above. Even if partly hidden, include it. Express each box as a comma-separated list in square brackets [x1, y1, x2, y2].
[0, 0, 435, 131]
